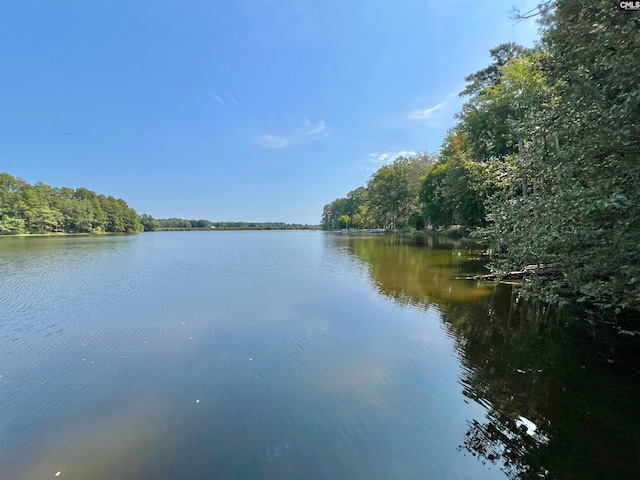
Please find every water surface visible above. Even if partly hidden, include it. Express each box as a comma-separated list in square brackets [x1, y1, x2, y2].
[1, 232, 638, 479]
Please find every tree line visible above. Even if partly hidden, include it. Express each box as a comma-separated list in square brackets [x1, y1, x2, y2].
[145, 218, 318, 231]
[0, 173, 143, 234]
[322, 0, 640, 315]
[0, 176, 319, 235]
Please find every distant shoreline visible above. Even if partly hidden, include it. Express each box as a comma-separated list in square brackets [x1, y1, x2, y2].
[0, 232, 130, 238]
[0, 228, 321, 237]
[155, 227, 321, 231]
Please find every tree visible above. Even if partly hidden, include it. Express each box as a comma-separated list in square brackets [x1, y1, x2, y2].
[345, 187, 368, 218]
[352, 203, 375, 229]
[337, 214, 350, 229]
[458, 43, 535, 162]
[419, 163, 454, 227]
[420, 131, 488, 229]
[0, 216, 25, 235]
[0, 173, 143, 235]
[321, 197, 349, 230]
[482, 0, 640, 314]
[460, 42, 533, 99]
[140, 214, 161, 232]
[367, 155, 433, 230]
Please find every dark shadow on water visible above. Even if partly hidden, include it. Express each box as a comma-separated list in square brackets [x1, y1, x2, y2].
[328, 233, 640, 480]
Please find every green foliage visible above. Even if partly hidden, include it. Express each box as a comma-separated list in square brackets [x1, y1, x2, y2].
[457, 43, 535, 161]
[211, 222, 318, 230]
[337, 214, 351, 229]
[479, 1, 640, 313]
[0, 173, 143, 235]
[367, 156, 430, 229]
[419, 157, 485, 228]
[351, 203, 375, 229]
[140, 213, 161, 232]
[419, 163, 453, 227]
[157, 218, 193, 229]
[460, 42, 533, 98]
[155, 218, 317, 230]
[0, 216, 26, 235]
[321, 154, 434, 231]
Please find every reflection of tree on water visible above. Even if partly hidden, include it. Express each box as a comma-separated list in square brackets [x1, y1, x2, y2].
[448, 293, 564, 479]
[451, 293, 640, 480]
[333, 234, 640, 480]
[329, 233, 492, 308]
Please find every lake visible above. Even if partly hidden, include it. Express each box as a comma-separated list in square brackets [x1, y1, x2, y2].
[1, 232, 638, 479]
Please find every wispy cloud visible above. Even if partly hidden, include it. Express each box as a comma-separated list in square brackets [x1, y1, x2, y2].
[211, 92, 239, 105]
[260, 119, 328, 149]
[260, 134, 291, 149]
[303, 119, 328, 139]
[368, 150, 418, 165]
[225, 92, 239, 104]
[408, 102, 445, 120]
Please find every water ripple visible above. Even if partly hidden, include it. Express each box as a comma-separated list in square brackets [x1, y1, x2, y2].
[0, 232, 500, 480]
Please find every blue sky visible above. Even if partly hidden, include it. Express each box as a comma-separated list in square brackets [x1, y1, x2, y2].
[0, 0, 540, 224]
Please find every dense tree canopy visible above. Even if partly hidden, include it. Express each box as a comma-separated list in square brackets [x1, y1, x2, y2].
[0, 173, 143, 234]
[321, 154, 434, 231]
[480, 1, 640, 313]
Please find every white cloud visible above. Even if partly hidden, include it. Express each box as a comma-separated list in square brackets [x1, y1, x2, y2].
[260, 119, 328, 149]
[260, 134, 291, 149]
[408, 102, 445, 120]
[368, 150, 418, 164]
[304, 119, 327, 139]
[212, 94, 224, 105]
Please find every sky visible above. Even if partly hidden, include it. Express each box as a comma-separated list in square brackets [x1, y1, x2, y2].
[0, 0, 541, 224]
